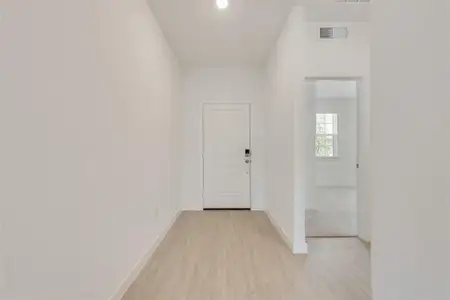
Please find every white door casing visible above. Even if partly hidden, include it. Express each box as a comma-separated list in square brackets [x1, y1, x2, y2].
[202, 103, 251, 209]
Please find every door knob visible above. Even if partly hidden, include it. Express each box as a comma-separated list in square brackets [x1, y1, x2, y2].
[244, 159, 252, 164]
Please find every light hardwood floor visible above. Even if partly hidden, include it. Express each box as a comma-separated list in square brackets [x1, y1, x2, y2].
[122, 211, 371, 300]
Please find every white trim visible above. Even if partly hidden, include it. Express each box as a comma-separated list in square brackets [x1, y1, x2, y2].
[315, 185, 357, 189]
[251, 208, 265, 211]
[305, 76, 363, 81]
[293, 240, 309, 255]
[201, 102, 253, 209]
[316, 156, 340, 160]
[109, 212, 181, 300]
[265, 212, 294, 251]
[358, 236, 371, 244]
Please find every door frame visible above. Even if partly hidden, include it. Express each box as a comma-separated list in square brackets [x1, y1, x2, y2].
[201, 102, 253, 209]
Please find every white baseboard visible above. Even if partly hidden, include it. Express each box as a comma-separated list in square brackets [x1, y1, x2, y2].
[358, 236, 371, 250]
[293, 240, 309, 254]
[265, 212, 294, 251]
[315, 185, 356, 189]
[109, 211, 181, 300]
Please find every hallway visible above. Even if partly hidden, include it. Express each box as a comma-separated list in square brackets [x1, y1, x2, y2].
[122, 211, 371, 300]
[3, 1, 450, 299]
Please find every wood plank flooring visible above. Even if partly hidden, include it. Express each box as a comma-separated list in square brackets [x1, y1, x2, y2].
[122, 211, 371, 300]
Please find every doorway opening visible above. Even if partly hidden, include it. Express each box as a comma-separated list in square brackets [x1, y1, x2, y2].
[306, 79, 359, 238]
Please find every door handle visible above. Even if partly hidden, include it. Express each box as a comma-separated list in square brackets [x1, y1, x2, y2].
[244, 159, 252, 164]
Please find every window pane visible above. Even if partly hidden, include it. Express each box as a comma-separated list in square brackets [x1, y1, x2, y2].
[327, 146, 334, 157]
[325, 136, 334, 146]
[316, 135, 335, 157]
[316, 123, 325, 134]
[316, 114, 326, 123]
[325, 124, 334, 134]
[316, 145, 333, 157]
[316, 145, 328, 156]
[315, 135, 327, 145]
[315, 114, 338, 157]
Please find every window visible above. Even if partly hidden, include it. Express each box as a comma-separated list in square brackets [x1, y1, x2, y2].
[316, 113, 338, 157]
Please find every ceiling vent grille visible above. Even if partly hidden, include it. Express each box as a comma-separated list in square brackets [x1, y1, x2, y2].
[320, 27, 348, 39]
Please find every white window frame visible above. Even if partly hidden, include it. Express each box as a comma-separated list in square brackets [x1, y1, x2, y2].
[315, 113, 339, 158]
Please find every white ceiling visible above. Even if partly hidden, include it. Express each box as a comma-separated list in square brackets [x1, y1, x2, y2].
[147, 0, 370, 67]
[302, 2, 370, 22]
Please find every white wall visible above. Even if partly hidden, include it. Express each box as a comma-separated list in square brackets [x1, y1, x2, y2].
[266, 7, 309, 253]
[0, 1, 180, 300]
[304, 22, 371, 241]
[266, 7, 370, 252]
[307, 187, 357, 236]
[179, 68, 265, 211]
[371, 1, 450, 300]
[305, 22, 369, 76]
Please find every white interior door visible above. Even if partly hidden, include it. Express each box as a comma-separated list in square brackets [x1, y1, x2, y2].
[203, 104, 251, 209]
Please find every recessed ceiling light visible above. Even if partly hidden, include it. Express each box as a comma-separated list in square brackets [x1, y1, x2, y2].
[216, 0, 228, 9]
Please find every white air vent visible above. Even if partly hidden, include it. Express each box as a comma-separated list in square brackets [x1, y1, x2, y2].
[320, 27, 348, 39]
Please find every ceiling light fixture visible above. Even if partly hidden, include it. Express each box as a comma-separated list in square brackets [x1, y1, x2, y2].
[216, 0, 228, 9]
